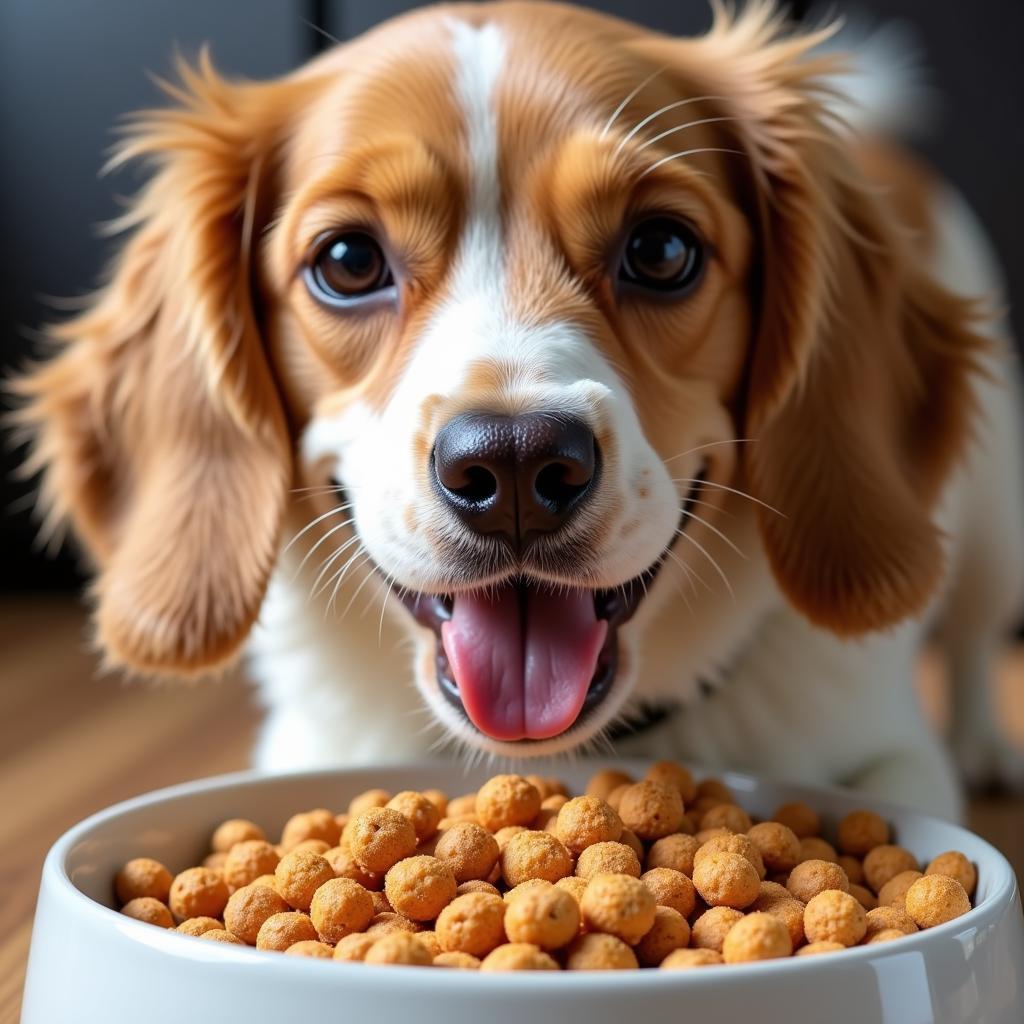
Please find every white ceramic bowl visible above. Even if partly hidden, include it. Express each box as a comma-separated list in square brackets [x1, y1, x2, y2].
[23, 762, 1024, 1024]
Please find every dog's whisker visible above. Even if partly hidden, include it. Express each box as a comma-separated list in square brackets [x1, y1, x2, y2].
[666, 547, 712, 595]
[309, 532, 363, 599]
[661, 438, 757, 465]
[338, 557, 381, 623]
[328, 550, 372, 618]
[678, 510, 747, 561]
[635, 115, 740, 153]
[319, 542, 367, 610]
[673, 477, 786, 518]
[614, 95, 727, 153]
[377, 571, 398, 645]
[291, 517, 355, 581]
[674, 529, 735, 603]
[284, 504, 353, 554]
[599, 64, 667, 139]
[639, 146, 749, 179]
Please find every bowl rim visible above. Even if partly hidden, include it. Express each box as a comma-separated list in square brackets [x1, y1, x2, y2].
[41, 762, 1021, 990]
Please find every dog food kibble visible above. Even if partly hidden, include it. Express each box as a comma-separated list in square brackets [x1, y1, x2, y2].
[787, 860, 849, 903]
[256, 911, 318, 951]
[121, 896, 174, 928]
[878, 870, 924, 909]
[722, 911, 793, 963]
[274, 850, 335, 912]
[169, 867, 229, 920]
[384, 855, 457, 921]
[692, 852, 760, 909]
[803, 890, 868, 946]
[575, 840, 641, 880]
[904, 874, 971, 928]
[115, 858, 173, 905]
[618, 781, 685, 841]
[223, 884, 290, 944]
[348, 807, 417, 873]
[837, 810, 890, 856]
[504, 885, 579, 950]
[660, 947, 724, 969]
[112, 767, 978, 972]
[925, 851, 977, 898]
[565, 932, 639, 970]
[500, 830, 572, 886]
[434, 822, 499, 882]
[476, 775, 542, 831]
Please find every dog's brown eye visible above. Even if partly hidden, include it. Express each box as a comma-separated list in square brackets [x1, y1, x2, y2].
[619, 217, 704, 294]
[308, 232, 393, 303]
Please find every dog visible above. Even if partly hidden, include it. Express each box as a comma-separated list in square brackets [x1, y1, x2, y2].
[16, 1, 1024, 819]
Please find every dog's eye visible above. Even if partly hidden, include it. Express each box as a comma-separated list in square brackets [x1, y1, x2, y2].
[619, 217, 704, 294]
[307, 232, 393, 303]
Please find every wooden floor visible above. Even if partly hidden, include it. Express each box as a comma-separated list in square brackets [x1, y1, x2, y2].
[1, 597, 1022, 1021]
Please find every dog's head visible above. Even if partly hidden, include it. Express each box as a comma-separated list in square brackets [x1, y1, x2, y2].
[17, 2, 982, 755]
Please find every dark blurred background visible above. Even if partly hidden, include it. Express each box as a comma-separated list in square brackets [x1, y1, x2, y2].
[1, 0, 1022, 589]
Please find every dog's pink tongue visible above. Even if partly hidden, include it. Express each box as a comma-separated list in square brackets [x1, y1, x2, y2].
[441, 585, 607, 741]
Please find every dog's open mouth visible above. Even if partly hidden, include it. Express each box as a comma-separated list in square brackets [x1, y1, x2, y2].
[399, 471, 706, 743]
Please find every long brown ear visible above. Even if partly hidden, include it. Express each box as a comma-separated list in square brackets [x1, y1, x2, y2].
[688, 5, 985, 633]
[13, 55, 302, 675]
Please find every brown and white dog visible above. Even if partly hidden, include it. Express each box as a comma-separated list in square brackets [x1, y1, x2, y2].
[17, 2, 1024, 817]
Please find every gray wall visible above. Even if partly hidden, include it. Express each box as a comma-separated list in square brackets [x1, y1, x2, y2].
[2, 0, 1021, 589]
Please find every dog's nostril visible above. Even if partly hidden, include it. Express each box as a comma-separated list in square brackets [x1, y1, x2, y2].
[451, 464, 499, 503]
[534, 460, 591, 510]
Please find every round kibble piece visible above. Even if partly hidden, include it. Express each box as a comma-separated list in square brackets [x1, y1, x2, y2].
[500, 830, 572, 886]
[223, 840, 280, 892]
[787, 860, 849, 903]
[366, 912, 419, 937]
[169, 867, 229, 921]
[555, 875, 589, 904]
[804, 889, 867, 946]
[434, 822, 499, 883]
[291, 838, 331, 856]
[865, 928, 909, 945]
[723, 911, 793, 963]
[925, 851, 977, 898]
[645, 761, 697, 803]
[115, 858, 173, 905]
[324, 845, 382, 890]
[798, 837, 839, 864]
[416, 931, 442, 958]
[878, 870, 924, 909]
[349, 789, 392, 815]
[640, 867, 696, 917]
[457, 880, 501, 898]
[850, 883, 877, 910]
[212, 818, 265, 853]
[476, 775, 542, 832]
[446, 793, 478, 818]
[695, 833, 765, 879]
[771, 802, 820, 838]
[365, 932, 433, 966]
[585, 770, 634, 802]
[565, 932, 638, 970]
[690, 907, 744, 952]
[646, 833, 701, 876]
[504, 885, 579, 950]
[660, 947, 724, 969]
[422, 789, 449, 817]
[863, 845, 919, 894]
[274, 850, 335, 912]
[256, 911, 318, 951]
[310, 876, 374, 942]
[281, 809, 340, 851]
[556, 796, 623, 854]
[796, 940, 845, 956]
[700, 803, 753, 834]
[223, 884, 290, 945]
[635, 905, 691, 966]
[904, 874, 971, 928]
[692, 851, 760, 909]
[387, 791, 441, 842]
[434, 951, 481, 969]
[837, 810, 890, 856]
[617, 781, 685, 841]
[384, 855, 457, 921]
[348, 808, 417, 874]
[435, 892, 507, 958]
[480, 943, 560, 971]
[199, 929, 245, 945]
[865, 905, 919, 937]
[580, 873, 656, 945]
[839, 856, 865, 887]
[334, 933, 379, 961]
[504, 878, 553, 903]
[747, 822, 801, 873]
[121, 896, 174, 928]
[575, 841, 640, 880]
[176, 916, 222, 936]
[286, 939, 334, 958]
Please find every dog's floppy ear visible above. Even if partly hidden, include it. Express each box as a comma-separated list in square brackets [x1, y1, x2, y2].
[15, 55, 309, 674]
[679, 5, 984, 633]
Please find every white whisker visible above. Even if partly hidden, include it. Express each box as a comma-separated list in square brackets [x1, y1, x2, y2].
[292, 517, 354, 580]
[328, 550, 371, 617]
[636, 115, 738, 153]
[674, 529, 735, 603]
[284, 503, 352, 554]
[310, 532, 363, 598]
[599, 65, 667, 139]
[662, 438, 757, 464]
[678, 510, 746, 561]
[613, 95, 724, 153]
[640, 147, 748, 179]
[666, 547, 712, 593]
[674, 477, 786, 519]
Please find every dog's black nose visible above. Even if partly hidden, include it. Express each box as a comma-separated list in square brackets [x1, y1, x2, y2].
[432, 412, 598, 548]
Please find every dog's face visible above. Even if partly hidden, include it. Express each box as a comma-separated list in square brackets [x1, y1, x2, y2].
[20, 3, 980, 757]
